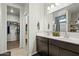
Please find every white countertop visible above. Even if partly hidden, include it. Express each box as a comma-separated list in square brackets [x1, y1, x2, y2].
[36, 32, 79, 45]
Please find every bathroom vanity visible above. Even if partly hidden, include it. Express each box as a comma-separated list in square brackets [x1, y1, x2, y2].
[36, 33, 79, 56]
[35, 4, 79, 56]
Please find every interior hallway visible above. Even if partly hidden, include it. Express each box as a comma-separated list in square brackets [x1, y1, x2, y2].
[7, 39, 27, 56]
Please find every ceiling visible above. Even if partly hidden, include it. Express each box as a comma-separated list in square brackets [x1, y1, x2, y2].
[7, 6, 20, 16]
[67, 3, 79, 14]
[7, 3, 28, 16]
[52, 3, 79, 16]
[15, 3, 27, 7]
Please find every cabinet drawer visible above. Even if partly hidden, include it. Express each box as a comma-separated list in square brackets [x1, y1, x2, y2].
[36, 36, 48, 56]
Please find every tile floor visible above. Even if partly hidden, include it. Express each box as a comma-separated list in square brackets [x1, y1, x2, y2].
[9, 48, 27, 56]
[7, 39, 27, 56]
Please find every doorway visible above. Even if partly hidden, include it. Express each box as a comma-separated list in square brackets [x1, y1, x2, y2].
[7, 5, 20, 50]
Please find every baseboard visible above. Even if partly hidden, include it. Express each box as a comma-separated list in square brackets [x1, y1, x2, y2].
[0, 51, 11, 56]
[31, 51, 37, 56]
[0, 50, 8, 54]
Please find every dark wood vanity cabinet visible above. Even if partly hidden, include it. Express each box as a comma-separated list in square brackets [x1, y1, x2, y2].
[36, 36, 48, 56]
[49, 39, 79, 56]
[59, 48, 78, 56]
[49, 39, 60, 56]
[36, 36, 79, 56]
[49, 44, 60, 56]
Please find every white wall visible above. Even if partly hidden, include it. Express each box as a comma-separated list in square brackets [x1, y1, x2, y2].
[20, 6, 26, 48]
[24, 4, 29, 15]
[44, 13, 53, 32]
[44, 4, 53, 32]
[25, 16, 28, 24]
[67, 10, 71, 32]
[0, 4, 7, 54]
[28, 3, 45, 55]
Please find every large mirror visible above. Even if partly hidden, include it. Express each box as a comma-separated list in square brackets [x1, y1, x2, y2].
[67, 4, 79, 32]
[53, 3, 79, 33]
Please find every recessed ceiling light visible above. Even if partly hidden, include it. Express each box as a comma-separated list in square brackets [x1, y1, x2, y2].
[10, 9, 14, 13]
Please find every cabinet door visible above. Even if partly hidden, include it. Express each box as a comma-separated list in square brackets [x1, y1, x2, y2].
[49, 44, 60, 56]
[59, 48, 79, 56]
[36, 36, 48, 56]
[49, 39, 60, 56]
[48, 39, 79, 56]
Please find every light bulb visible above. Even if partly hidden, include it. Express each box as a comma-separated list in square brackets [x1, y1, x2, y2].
[47, 6, 50, 10]
[55, 3, 60, 6]
[10, 9, 14, 13]
[51, 4, 55, 8]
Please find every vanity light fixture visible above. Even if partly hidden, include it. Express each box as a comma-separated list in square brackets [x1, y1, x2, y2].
[51, 4, 55, 8]
[47, 6, 50, 11]
[47, 3, 60, 10]
[55, 3, 60, 6]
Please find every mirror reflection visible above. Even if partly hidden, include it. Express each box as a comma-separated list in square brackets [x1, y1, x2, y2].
[68, 4, 79, 32]
[55, 15, 66, 32]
